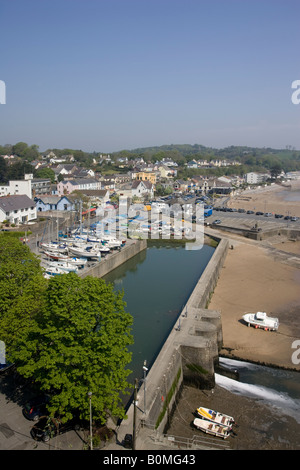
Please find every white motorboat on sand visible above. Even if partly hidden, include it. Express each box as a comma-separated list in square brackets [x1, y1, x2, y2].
[243, 311, 279, 331]
[196, 407, 235, 428]
[193, 418, 232, 439]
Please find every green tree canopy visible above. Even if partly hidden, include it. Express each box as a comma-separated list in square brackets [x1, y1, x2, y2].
[0, 236, 47, 355]
[34, 167, 56, 183]
[13, 273, 133, 423]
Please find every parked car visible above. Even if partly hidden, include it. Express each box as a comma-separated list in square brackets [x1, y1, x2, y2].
[30, 416, 81, 442]
[247, 210, 254, 214]
[264, 212, 272, 217]
[23, 395, 50, 421]
[0, 362, 15, 375]
[238, 208, 245, 213]
[256, 211, 264, 216]
[123, 433, 133, 449]
[212, 219, 222, 224]
[291, 216, 299, 221]
[275, 214, 283, 218]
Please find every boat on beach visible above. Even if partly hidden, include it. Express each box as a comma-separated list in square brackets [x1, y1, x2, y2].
[242, 311, 279, 331]
[196, 407, 235, 428]
[193, 418, 232, 439]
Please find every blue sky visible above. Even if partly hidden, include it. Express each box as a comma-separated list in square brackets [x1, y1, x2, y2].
[1, 0, 300, 152]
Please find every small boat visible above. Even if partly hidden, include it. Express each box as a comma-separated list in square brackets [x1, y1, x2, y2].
[196, 407, 235, 428]
[193, 418, 232, 439]
[43, 250, 69, 260]
[68, 246, 101, 260]
[46, 261, 78, 273]
[44, 266, 66, 278]
[43, 251, 87, 267]
[101, 238, 123, 249]
[40, 242, 68, 253]
[243, 311, 279, 331]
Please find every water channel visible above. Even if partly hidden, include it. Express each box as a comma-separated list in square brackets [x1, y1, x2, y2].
[104, 241, 300, 422]
[104, 241, 215, 383]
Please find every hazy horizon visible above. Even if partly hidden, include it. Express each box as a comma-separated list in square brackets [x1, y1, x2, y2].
[1, 0, 300, 153]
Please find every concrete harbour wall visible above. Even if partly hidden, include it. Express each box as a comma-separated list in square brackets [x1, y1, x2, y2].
[116, 235, 229, 441]
[78, 239, 147, 278]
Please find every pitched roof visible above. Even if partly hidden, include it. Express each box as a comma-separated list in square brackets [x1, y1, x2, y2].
[35, 195, 71, 204]
[0, 194, 35, 212]
[60, 178, 98, 186]
[132, 180, 153, 189]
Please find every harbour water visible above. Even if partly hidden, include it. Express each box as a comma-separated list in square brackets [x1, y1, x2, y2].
[217, 358, 300, 423]
[103, 241, 300, 424]
[104, 241, 215, 383]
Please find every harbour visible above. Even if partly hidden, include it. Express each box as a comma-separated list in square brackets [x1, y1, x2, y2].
[103, 241, 215, 382]
[23, 204, 300, 450]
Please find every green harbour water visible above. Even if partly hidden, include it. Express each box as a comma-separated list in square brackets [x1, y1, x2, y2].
[104, 241, 215, 383]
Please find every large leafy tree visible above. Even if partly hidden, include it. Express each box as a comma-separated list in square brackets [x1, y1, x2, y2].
[0, 235, 47, 358]
[14, 273, 133, 424]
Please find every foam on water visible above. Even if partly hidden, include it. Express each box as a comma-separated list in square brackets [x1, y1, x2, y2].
[216, 359, 300, 423]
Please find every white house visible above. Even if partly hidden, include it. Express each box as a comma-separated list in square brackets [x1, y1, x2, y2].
[0, 179, 32, 198]
[245, 172, 269, 185]
[131, 180, 154, 198]
[0, 195, 37, 224]
[117, 180, 154, 199]
[34, 195, 75, 212]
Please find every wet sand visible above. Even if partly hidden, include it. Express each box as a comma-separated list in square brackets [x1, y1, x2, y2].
[208, 182, 300, 370]
[208, 241, 300, 370]
[227, 181, 300, 218]
[167, 185, 300, 450]
[167, 385, 300, 450]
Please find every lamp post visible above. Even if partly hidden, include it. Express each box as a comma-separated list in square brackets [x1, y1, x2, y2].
[133, 378, 138, 451]
[143, 360, 148, 414]
[88, 391, 93, 450]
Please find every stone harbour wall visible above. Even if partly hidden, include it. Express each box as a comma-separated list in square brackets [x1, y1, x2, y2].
[116, 235, 229, 439]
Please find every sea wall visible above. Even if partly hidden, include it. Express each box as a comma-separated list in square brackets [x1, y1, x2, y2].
[210, 224, 300, 241]
[115, 235, 229, 442]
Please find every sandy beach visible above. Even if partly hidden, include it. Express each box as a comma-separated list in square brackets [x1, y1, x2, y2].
[165, 183, 300, 451]
[227, 180, 300, 218]
[208, 182, 300, 371]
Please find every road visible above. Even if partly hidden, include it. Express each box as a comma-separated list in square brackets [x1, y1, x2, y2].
[207, 209, 300, 231]
[0, 370, 87, 450]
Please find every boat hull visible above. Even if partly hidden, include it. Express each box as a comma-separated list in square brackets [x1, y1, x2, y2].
[193, 418, 231, 439]
[196, 407, 234, 428]
[243, 312, 279, 331]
